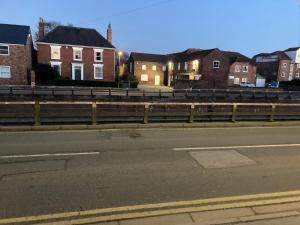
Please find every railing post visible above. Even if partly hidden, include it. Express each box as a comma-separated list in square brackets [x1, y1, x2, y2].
[189, 104, 195, 123]
[91, 102, 97, 125]
[34, 101, 41, 126]
[109, 88, 111, 100]
[232, 104, 238, 122]
[143, 104, 149, 124]
[270, 104, 276, 122]
[126, 89, 129, 98]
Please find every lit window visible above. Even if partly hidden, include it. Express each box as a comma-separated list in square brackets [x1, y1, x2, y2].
[141, 74, 148, 81]
[73, 47, 83, 61]
[213, 60, 220, 69]
[184, 62, 188, 71]
[152, 65, 157, 71]
[94, 49, 103, 62]
[94, 64, 103, 80]
[51, 46, 61, 60]
[0, 66, 11, 78]
[234, 77, 240, 85]
[142, 65, 147, 70]
[242, 66, 248, 72]
[192, 60, 199, 70]
[235, 65, 241, 72]
[162, 65, 166, 71]
[0, 45, 9, 55]
[178, 63, 181, 71]
[242, 78, 247, 82]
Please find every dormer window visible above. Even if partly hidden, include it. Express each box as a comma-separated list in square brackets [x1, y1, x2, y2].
[73, 47, 83, 61]
[94, 49, 103, 62]
[0, 45, 9, 55]
[51, 45, 61, 60]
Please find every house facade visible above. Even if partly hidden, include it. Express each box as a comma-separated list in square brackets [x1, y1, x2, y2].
[0, 24, 33, 85]
[37, 18, 115, 82]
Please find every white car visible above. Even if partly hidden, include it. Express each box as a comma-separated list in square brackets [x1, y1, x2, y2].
[240, 81, 255, 88]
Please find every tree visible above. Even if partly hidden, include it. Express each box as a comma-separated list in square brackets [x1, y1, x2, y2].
[34, 64, 60, 83]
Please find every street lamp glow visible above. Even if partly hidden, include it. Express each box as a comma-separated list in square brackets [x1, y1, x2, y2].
[118, 51, 123, 57]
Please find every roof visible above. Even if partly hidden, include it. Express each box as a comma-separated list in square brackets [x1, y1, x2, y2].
[130, 52, 167, 63]
[253, 51, 291, 61]
[39, 26, 115, 48]
[285, 47, 300, 52]
[222, 51, 251, 64]
[0, 23, 30, 45]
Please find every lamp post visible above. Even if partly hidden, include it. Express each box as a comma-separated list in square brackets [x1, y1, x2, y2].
[118, 51, 123, 75]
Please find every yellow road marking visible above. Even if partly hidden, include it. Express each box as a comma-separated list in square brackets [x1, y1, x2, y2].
[2, 190, 300, 224]
[34, 196, 300, 225]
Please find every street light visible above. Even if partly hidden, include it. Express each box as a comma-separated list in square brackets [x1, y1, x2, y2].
[117, 51, 123, 75]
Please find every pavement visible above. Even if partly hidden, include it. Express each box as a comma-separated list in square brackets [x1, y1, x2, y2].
[1, 126, 300, 224]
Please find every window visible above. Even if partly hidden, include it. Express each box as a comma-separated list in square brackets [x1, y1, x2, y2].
[162, 65, 166, 71]
[192, 60, 199, 70]
[281, 72, 286, 77]
[282, 63, 287, 68]
[213, 60, 220, 69]
[0, 66, 11, 78]
[152, 65, 157, 71]
[0, 45, 9, 55]
[178, 63, 181, 71]
[73, 47, 83, 61]
[51, 46, 61, 60]
[94, 64, 103, 80]
[235, 65, 241, 72]
[51, 62, 62, 75]
[234, 77, 240, 85]
[129, 63, 133, 73]
[94, 49, 103, 62]
[296, 73, 300, 78]
[297, 64, 300, 69]
[184, 62, 188, 71]
[141, 74, 148, 81]
[242, 66, 248, 72]
[242, 78, 247, 82]
[290, 64, 294, 72]
[142, 65, 147, 70]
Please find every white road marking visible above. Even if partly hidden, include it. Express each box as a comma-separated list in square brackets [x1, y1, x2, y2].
[173, 144, 300, 151]
[0, 152, 100, 159]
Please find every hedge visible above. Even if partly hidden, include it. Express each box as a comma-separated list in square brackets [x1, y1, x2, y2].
[280, 80, 300, 91]
[38, 79, 118, 87]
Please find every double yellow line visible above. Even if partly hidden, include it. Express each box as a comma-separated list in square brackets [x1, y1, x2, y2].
[3, 190, 300, 225]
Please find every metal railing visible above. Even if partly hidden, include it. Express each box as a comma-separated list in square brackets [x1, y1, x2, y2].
[0, 101, 300, 125]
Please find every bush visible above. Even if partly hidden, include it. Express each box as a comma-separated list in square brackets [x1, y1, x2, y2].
[38, 79, 118, 87]
[34, 64, 60, 82]
[280, 80, 300, 91]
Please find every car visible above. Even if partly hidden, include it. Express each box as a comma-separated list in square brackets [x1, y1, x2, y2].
[240, 81, 255, 87]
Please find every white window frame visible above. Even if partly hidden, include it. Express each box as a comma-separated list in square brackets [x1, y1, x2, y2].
[94, 64, 104, 80]
[178, 63, 181, 71]
[213, 60, 220, 69]
[184, 62, 188, 71]
[241, 78, 248, 82]
[296, 73, 300, 78]
[50, 45, 61, 60]
[142, 65, 147, 70]
[235, 65, 241, 72]
[234, 77, 240, 85]
[242, 65, 248, 73]
[141, 74, 148, 82]
[71, 63, 84, 80]
[50, 61, 62, 75]
[162, 65, 166, 71]
[73, 47, 83, 61]
[281, 72, 286, 77]
[297, 64, 300, 69]
[0, 66, 11, 78]
[282, 63, 287, 68]
[152, 65, 157, 71]
[0, 45, 9, 56]
[94, 49, 103, 62]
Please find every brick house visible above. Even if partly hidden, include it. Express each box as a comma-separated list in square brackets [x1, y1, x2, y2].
[127, 53, 167, 86]
[0, 23, 33, 85]
[284, 47, 300, 80]
[223, 51, 256, 87]
[253, 51, 294, 84]
[37, 18, 115, 82]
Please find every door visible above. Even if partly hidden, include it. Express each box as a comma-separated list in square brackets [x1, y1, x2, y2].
[72, 64, 84, 80]
[155, 75, 160, 86]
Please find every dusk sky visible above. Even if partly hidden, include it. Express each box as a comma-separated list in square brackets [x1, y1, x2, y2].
[1, 0, 299, 57]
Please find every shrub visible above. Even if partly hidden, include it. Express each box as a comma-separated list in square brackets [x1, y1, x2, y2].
[38, 79, 118, 87]
[34, 64, 60, 82]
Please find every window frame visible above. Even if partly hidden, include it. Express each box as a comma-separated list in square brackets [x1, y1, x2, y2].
[242, 65, 249, 73]
[94, 64, 104, 80]
[235, 65, 241, 73]
[94, 49, 103, 62]
[0, 45, 9, 56]
[73, 47, 83, 61]
[50, 45, 61, 60]
[142, 65, 147, 71]
[0, 66, 11, 78]
[50, 61, 62, 75]
[213, 60, 220, 69]
[141, 74, 148, 82]
[184, 62, 188, 71]
[152, 65, 157, 71]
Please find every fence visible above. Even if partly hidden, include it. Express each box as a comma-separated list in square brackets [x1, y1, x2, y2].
[1, 86, 300, 101]
[0, 101, 300, 125]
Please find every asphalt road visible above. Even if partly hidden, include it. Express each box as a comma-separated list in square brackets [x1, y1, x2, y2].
[1, 126, 300, 219]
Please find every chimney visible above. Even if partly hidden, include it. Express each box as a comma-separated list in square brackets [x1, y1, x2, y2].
[107, 23, 112, 44]
[38, 17, 45, 41]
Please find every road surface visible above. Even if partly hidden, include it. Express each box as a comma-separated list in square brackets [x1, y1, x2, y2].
[1, 126, 300, 221]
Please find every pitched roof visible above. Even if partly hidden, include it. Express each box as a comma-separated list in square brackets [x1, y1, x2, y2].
[222, 51, 251, 64]
[253, 51, 291, 61]
[39, 26, 115, 48]
[0, 23, 30, 45]
[130, 52, 167, 62]
[285, 47, 300, 52]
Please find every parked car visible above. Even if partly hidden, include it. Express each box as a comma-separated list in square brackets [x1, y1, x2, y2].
[240, 81, 255, 87]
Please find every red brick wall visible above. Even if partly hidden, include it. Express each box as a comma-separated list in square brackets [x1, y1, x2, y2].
[37, 44, 115, 81]
[228, 62, 256, 86]
[133, 61, 165, 86]
[0, 45, 29, 85]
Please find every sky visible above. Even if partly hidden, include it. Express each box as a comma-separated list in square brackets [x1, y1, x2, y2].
[1, 0, 300, 57]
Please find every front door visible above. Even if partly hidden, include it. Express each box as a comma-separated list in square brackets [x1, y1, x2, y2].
[155, 75, 160, 86]
[72, 64, 84, 80]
